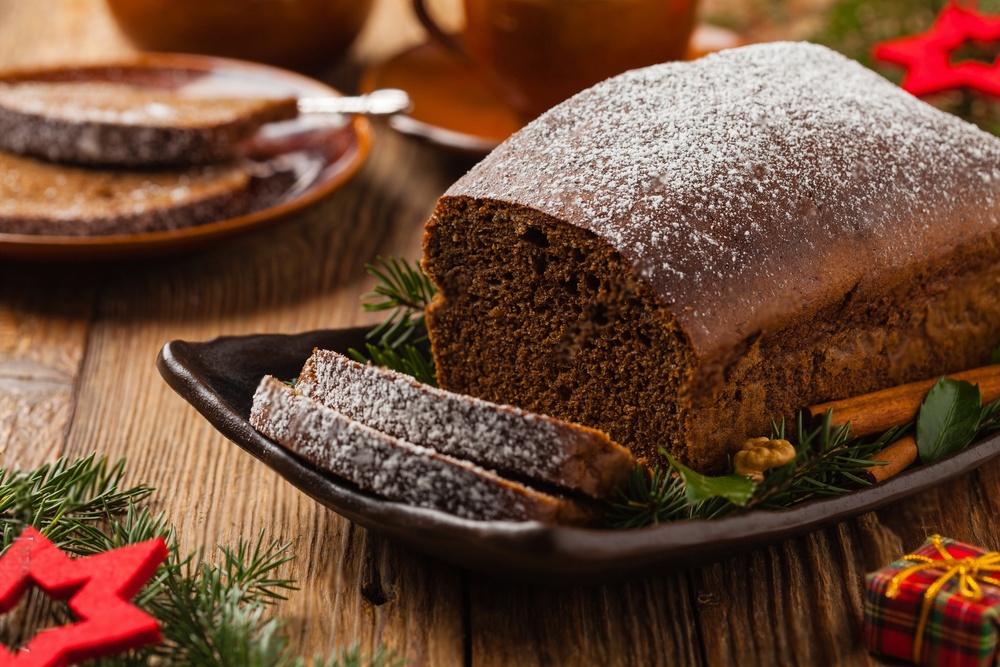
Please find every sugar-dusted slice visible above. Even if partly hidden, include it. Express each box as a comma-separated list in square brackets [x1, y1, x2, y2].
[295, 349, 634, 499]
[250, 376, 590, 524]
[0, 152, 250, 236]
[0, 81, 297, 167]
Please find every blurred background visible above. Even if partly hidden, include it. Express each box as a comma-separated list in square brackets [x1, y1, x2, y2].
[4, 0, 1000, 148]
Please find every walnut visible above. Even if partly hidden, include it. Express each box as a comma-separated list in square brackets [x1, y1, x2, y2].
[733, 437, 796, 482]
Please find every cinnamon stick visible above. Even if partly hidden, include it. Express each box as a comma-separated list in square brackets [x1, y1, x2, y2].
[862, 435, 918, 484]
[808, 364, 1000, 437]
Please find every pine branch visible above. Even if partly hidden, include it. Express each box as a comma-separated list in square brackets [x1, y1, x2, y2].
[0, 455, 153, 556]
[362, 256, 436, 315]
[745, 412, 901, 511]
[605, 465, 688, 529]
[0, 456, 399, 667]
[605, 410, 902, 528]
[348, 342, 436, 387]
[348, 256, 438, 386]
[361, 256, 435, 351]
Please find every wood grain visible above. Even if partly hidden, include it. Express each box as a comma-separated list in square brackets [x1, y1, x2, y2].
[0, 266, 97, 468]
[468, 574, 703, 666]
[0, 1, 997, 666]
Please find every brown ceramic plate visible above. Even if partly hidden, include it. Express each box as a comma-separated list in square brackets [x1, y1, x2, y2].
[360, 41, 520, 158]
[157, 328, 1000, 584]
[0, 54, 372, 262]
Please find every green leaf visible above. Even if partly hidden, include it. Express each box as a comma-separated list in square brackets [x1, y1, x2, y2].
[665, 454, 755, 506]
[991, 345, 1000, 365]
[916, 377, 982, 463]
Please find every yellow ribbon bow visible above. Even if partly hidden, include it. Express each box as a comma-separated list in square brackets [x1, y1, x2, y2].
[885, 535, 1000, 662]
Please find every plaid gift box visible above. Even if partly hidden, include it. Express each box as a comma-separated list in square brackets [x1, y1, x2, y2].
[864, 535, 1000, 666]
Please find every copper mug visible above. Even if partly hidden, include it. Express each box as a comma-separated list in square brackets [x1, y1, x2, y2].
[413, 0, 699, 120]
[107, 0, 373, 72]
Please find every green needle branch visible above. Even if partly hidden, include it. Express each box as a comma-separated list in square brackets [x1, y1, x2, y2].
[349, 256, 438, 386]
[608, 384, 1000, 530]
[0, 455, 401, 667]
[606, 412, 903, 529]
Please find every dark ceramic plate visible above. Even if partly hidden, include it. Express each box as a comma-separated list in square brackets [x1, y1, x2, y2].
[157, 328, 1000, 584]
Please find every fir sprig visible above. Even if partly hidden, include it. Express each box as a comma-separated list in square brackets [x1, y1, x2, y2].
[606, 345, 1000, 530]
[605, 411, 901, 529]
[0, 456, 399, 667]
[743, 412, 901, 511]
[605, 465, 688, 528]
[0, 455, 153, 555]
[351, 342, 436, 388]
[348, 256, 438, 386]
[361, 257, 436, 333]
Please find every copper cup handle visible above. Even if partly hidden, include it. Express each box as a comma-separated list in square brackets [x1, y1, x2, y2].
[411, 0, 470, 61]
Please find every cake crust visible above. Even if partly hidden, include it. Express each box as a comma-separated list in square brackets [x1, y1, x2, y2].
[441, 43, 1000, 359]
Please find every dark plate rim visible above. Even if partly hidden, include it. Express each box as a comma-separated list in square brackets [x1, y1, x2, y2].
[156, 327, 1000, 583]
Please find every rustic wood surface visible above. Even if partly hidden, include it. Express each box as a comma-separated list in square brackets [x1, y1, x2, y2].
[0, 1, 994, 665]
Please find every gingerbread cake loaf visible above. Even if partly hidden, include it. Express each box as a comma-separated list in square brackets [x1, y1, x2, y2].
[296, 349, 633, 498]
[0, 151, 251, 236]
[250, 376, 589, 523]
[422, 42, 1000, 473]
[0, 81, 297, 166]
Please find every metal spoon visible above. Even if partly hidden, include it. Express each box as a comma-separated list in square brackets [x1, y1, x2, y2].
[297, 89, 412, 116]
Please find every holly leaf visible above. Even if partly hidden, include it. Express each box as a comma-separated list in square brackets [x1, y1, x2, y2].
[665, 454, 756, 506]
[916, 377, 982, 463]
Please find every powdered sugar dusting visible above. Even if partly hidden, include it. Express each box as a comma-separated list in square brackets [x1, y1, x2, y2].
[0, 82, 296, 167]
[0, 152, 250, 235]
[250, 376, 576, 522]
[446, 43, 1000, 352]
[0, 82, 283, 127]
[296, 350, 631, 496]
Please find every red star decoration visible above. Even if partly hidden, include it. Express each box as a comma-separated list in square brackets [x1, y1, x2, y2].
[874, 2, 1000, 97]
[0, 527, 167, 667]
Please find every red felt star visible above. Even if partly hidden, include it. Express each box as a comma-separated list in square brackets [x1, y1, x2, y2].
[0, 527, 167, 667]
[874, 2, 1000, 97]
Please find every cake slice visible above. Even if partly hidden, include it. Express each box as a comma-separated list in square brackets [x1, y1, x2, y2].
[295, 349, 634, 499]
[250, 376, 590, 523]
[0, 151, 251, 236]
[0, 81, 297, 166]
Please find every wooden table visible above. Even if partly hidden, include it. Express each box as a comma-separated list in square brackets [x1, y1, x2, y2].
[2, 1, 996, 665]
